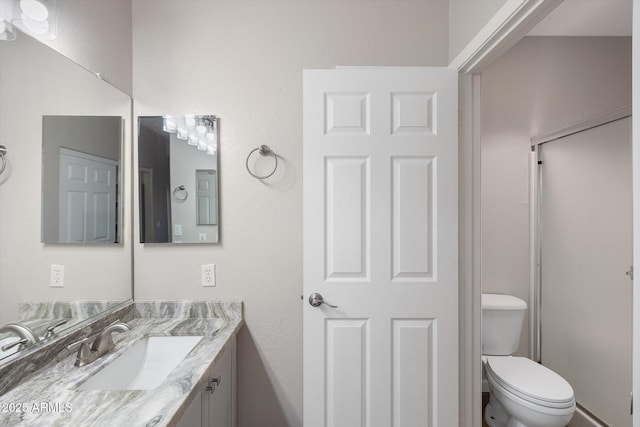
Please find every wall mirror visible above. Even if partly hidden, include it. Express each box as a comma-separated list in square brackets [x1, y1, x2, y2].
[41, 115, 123, 244]
[0, 29, 132, 361]
[138, 115, 219, 244]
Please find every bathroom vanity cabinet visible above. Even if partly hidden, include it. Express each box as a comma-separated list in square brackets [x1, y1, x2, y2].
[178, 337, 236, 427]
[0, 302, 243, 427]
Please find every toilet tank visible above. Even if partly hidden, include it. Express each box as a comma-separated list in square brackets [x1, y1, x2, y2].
[482, 293, 527, 356]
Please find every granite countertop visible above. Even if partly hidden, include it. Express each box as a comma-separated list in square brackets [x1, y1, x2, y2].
[0, 301, 243, 427]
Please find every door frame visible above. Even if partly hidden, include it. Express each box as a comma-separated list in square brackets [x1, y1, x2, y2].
[448, 1, 618, 426]
[632, 3, 640, 425]
[457, 1, 640, 426]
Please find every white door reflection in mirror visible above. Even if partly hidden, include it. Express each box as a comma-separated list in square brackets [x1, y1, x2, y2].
[196, 170, 217, 226]
[58, 148, 117, 243]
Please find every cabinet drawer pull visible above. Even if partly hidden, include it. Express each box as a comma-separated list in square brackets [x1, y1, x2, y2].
[206, 376, 222, 393]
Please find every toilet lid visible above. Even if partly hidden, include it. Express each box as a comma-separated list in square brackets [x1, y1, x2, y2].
[486, 357, 574, 406]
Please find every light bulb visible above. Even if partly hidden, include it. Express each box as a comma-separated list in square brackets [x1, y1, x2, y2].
[163, 116, 177, 133]
[188, 134, 198, 146]
[207, 146, 216, 155]
[197, 141, 207, 151]
[21, 13, 49, 34]
[196, 124, 206, 135]
[20, 0, 48, 21]
[206, 132, 216, 141]
[177, 128, 188, 140]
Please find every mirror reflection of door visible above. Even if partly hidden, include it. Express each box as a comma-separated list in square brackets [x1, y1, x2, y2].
[196, 170, 217, 225]
[41, 115, 123, 244]
[58, 148, 118, 243]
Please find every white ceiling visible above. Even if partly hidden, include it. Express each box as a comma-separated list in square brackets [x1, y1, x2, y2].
[528, 0, 632, 36]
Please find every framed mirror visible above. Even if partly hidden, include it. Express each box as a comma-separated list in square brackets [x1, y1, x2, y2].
[138, 115, 219, 244]
[0, 30, 132, 360]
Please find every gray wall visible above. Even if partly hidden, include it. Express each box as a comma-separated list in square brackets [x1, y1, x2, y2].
[449, 0, 507, 62]
[132, 1, 449, 425]
[481, 36, 632, 356]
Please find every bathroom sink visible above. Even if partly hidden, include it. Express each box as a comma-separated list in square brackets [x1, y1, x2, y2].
[77, 335, 203, 390]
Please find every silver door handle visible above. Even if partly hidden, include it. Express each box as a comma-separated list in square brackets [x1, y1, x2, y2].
[308, 293, 338, 308]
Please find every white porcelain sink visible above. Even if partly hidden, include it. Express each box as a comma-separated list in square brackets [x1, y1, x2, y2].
[77, 335, 203, 390]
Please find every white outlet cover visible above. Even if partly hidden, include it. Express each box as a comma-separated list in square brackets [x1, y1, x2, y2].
[50, 264, 64, 287]
[201, 264, 215, 287]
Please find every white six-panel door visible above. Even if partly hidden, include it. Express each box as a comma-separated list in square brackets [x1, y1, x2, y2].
[59, 148, 118, 243]
[303, 68, 458, 427]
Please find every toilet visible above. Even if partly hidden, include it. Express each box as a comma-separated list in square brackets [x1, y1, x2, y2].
[482, 293, 575, 427]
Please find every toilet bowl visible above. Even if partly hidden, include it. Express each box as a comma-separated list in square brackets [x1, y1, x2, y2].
[482, 294, 575, 427]
[483, 356, 575, 427]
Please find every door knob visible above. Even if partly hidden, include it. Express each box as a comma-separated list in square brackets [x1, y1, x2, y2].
[308, 293, 338, 308]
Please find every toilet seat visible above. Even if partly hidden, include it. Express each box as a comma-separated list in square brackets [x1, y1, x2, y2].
[485, 356, 574, 409]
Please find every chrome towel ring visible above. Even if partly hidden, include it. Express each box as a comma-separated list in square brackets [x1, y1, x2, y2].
[246, 145, 278, 180]
[173, 185, 188, 201]
[0, 145, 6, 176]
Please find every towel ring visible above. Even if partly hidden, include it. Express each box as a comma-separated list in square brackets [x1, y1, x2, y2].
[246, 145, 278, 180]
[173, 185, 188, 201]
[0, 145, 7, 176]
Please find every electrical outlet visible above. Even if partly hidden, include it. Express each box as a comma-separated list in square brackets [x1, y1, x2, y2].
[201, 264, 215, 287]
[50, 264, 64, 287]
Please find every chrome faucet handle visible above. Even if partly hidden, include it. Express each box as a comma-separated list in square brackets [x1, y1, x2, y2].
[44, 319, 68, 338]
[1, 338, 28, 352]
[108, 319, 128, 327]
[67, 337, 93, 367]
[66, 337, 89, 350]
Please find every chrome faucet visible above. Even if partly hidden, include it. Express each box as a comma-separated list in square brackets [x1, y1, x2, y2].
[68, 320, 131, 367]
[0, 323, 41, 352]
[44, 319, 68, 339]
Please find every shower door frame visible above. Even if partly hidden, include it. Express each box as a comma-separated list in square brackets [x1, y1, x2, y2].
[530, 105, 633, 363]
[529, 107, 633, 425]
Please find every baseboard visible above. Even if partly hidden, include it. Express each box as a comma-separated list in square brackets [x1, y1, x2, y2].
[568, 405, 607, 427]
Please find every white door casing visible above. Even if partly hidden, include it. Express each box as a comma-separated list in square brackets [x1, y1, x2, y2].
[303, 68, 458, 427]
[58, 148, 118, 243]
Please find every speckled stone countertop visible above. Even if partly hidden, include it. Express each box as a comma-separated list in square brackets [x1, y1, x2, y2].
[0, 301, 243, 427]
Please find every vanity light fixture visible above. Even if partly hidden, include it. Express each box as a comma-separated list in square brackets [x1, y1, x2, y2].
[0, 0, 17, 40]
[162, 115, 217, 156]
[20, 0, 48, 21]
[1, 0, 58, 41]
